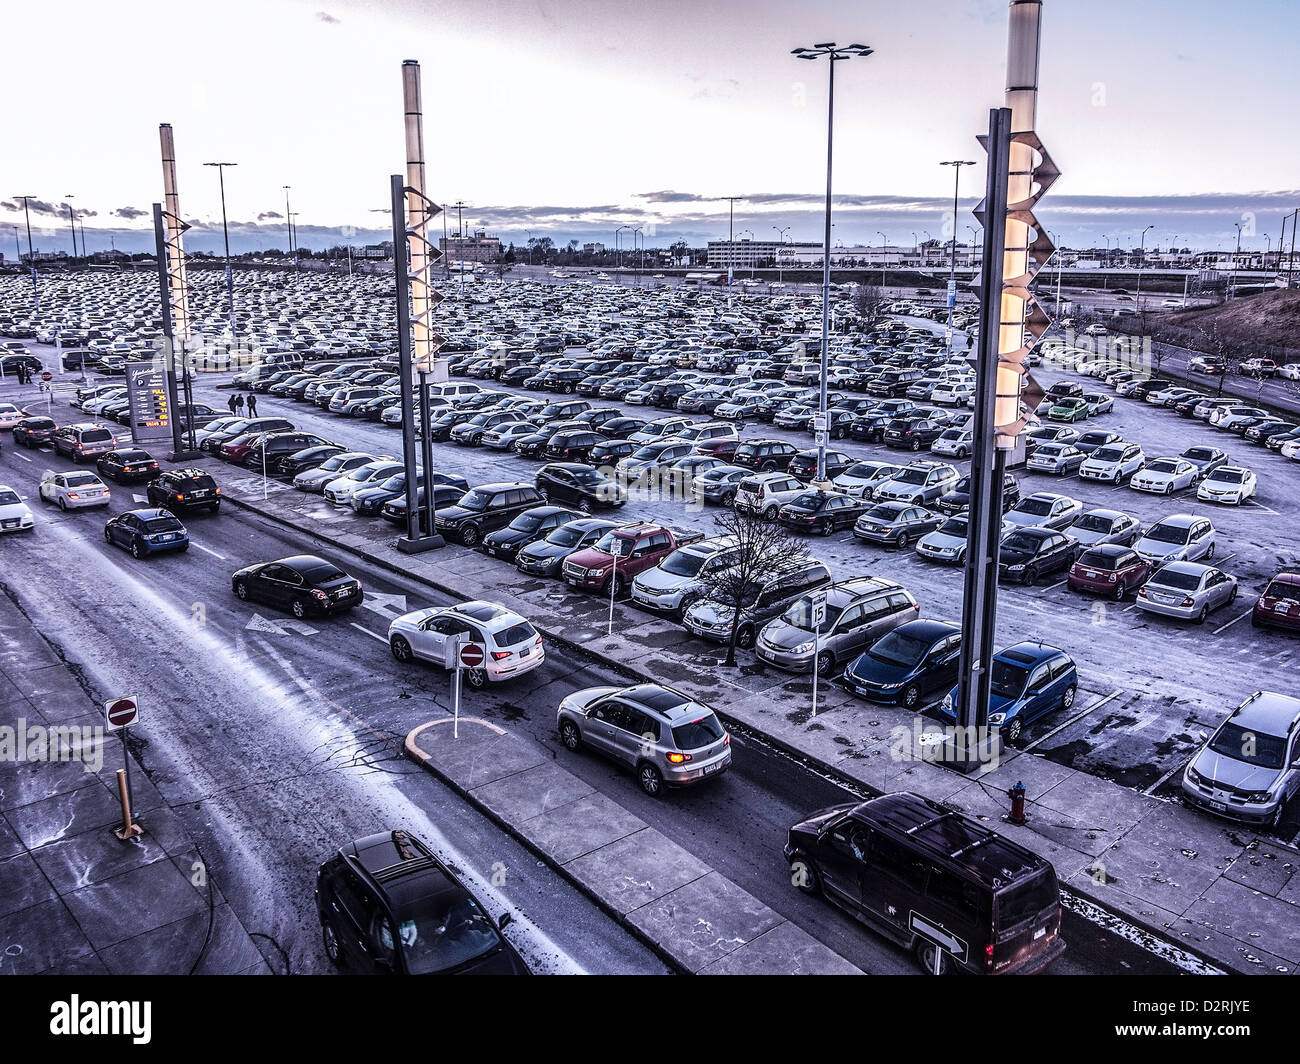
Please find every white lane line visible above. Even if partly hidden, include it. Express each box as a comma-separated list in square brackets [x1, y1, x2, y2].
[1215, 552, 1237, 565]
[13, 452, 31, 462]
[1122, 604, 1137, 612]
[1143, 759, 1189, 796]
[1212, 609, 1253, 635]
[349, 622, 388, 644]
[1020, 688, 1123, 753]
[1040, 578, 1069, 592]
[189, 541, 227, 561]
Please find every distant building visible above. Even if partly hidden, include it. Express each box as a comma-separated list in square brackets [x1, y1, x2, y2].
[583, 242, 605, 255]
[439, 231, 502, 264]
[355, 243, 392, 260]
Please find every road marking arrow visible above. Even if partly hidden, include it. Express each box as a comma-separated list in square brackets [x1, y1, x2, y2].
[133, 494, 149, 504]
[245, 612, 318, 636]
[360, 591, 408, 619]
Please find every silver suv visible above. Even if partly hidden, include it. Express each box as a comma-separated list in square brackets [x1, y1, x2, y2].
[755, 577, 918, 674]
[557, 683, 731, 796]
[873, 461, 959, 506]
[733, 471, 805, 519]
[1181, 691, 1300, 828]
[630, 536, 741, 616]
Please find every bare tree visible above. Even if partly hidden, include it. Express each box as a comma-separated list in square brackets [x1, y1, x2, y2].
[852, 283, 887, 331]
[695, 507, 810, 667]
[1198, 320, 1238, 397]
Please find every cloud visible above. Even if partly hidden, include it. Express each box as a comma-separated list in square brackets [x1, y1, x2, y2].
[636, 190, 710, 205]
[112, 206, 148, 220]
[257, 210, 283, 221]
[2, 197, 63, 217]
[316, 11, 339, 23]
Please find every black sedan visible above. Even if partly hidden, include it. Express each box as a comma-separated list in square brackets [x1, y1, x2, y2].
[481, 505, 582, 561]
[378, 484, 466, 532]
[515, 518, 620, 578]
[277, 444, 349, 478]
[96, 448, 162, 484]
[231, 555, 364, 618]
[12, 416, 56, 448]
[998, 528, 1078, 585]
[776, 490, 867, 535]
[535, 462, 626, 512]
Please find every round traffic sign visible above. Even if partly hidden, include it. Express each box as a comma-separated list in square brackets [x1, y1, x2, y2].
[459, 643, 485, 668]
[106, 697, 138, 728]
[41, 371, 52, 382]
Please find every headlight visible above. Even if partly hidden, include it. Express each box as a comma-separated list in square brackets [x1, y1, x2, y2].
[880, 682, 902, 690]
[941, 694, 954, 713]
[987, 712, 1006, 725]
[792, 641, 814, 655]
[1244, 790, 1273, 804]
[1008, 564, 1025, 571]
[1185, 766, 1206, 787]
[1107, 572, 1118, 582]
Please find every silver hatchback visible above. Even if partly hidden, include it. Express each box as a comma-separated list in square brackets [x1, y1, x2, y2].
[557, 683, 731, 796]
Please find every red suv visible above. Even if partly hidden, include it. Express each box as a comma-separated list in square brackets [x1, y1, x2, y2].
[1067, 543, 1152, 601]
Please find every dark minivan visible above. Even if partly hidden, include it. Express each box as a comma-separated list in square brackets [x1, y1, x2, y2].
[786, 792, 1065, 975]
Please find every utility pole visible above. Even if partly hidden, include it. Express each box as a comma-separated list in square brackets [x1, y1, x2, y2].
[65, 195, 78, 260]
[1135, 224, 1154, 311]
[940, 160, 976, 354]
[14, 195, 39, 308]
[773, 225, 790, 284]
[1230, 222, 1243, 300]
[203, 161, 238, 335]
[281, 186, 296, 272]
[723, 196, 743, 307]
[877, 231, 888, 289]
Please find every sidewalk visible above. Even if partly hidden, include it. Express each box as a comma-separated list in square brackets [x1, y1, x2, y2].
[405, 716, 860, 974]
[0, 587, 268, 975]
[216, 463, 1300, 976]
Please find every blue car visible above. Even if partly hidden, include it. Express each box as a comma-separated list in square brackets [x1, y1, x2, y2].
[841, 619, 962, 709]
[939, 641, 1078, 744]
[103, 507, 190, 558]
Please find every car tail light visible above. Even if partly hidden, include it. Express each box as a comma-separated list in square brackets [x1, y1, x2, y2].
[490, 650, 511, 661]
[723, 733, 730, 745]
[312, 590, 328, 602]
[1180, 596, 1194, 607]
[985, 943, 995, 969]
[67, 492, 80, 500]
[666, 752, 691, 764]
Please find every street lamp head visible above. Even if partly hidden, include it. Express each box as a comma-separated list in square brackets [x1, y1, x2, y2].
[203, 162, 238, 168]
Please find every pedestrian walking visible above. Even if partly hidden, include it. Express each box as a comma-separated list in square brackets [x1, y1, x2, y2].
[228, 392, 239, 414]
[246, 393, 258, 417]
[233, 393, 245, 415]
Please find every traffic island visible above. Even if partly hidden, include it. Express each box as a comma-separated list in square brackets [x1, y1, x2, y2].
[404, 715, 862, 975]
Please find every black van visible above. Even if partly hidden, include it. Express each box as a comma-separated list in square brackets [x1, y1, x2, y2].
[785, 792, 1065, 975]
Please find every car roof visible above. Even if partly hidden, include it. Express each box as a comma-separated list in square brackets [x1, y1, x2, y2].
[1149, 513, 1200, 529]
[122, 508, 174, 520]
[825, 577, 904, 604]
[343, 830, 459, 905]
[449, 600, 528, 629]
[1232, 692, 1300, 735]
[995, 641, 1068, 667]
[892, 618, 959, 641]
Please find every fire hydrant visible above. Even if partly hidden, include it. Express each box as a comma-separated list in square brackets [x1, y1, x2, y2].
[1007, 781, 1027, 825]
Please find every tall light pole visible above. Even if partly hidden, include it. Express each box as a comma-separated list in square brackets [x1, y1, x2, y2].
[65, 195, 78, 261]
[773, 225, 790, 284]
[204, 162, 238, 334]
[1288, 208, 1300, 287]
[633, 226, 645, 284]
[1135, 223, 1154, 311]
[792, 40, 873, 484]
[967, 224, 981, 270]
[14, 196, 39, 307]
[1231, 221, 1243, 300]
[739, 228, 754, 280]
[722, 195, 743, 306]
[450, 201, 469, 296]
[940, 160, 976, 353]
[876, 230, 888, 288]
[281, 185, 296, 272]
[1049, 230, 1063, 314]
[525, 228, 533, 266]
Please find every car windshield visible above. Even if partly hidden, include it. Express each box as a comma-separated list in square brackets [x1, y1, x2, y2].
[631, 445, 662, 460]
[493, 621, 537, 647]
[379, 474, 406, 491]
[1072, 514, 1113, 534]
[1264, 580, 1300, 600]
[790, 492, 827, 510]
[1150, 569, 1203, 591]
[546, 524, 586, 548]
[143, 517, 184, 534]
[456, 489, 493, 511]
[671, 711, 724, 750]
[302, 564, 347, 583]
[779, 599, 844, 634]
[1145, 523, 1190, 544]
[509, 513, 546, 533]
[0, 490, 21, 505]
[394, 893, 503, 975]
[593, 531, 633, 556]
[892, 468, 928, 486]
[1147, 460, 1182, 474]
[869, 629, 935, 668]
[1079, 433, 1110, 446]
[1092, 446, 1125, 462]
[320, 455, 351, 471]
[1016, 498, 1052, 516]
[989, 660, 1031, 699]
[1206, 469, 1246, 484]
[1209, 723, 1287, 770]
[1004, 531, 1044, 553]
[845, 463, 887, 479]
[661, 549, 706, 577]
[997, 871, 1058, 928]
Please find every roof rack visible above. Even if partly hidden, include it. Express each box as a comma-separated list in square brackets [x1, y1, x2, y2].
[905, 809, 959, 835]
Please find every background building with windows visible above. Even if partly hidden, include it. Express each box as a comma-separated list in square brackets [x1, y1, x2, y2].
[439, 231, 502, 263]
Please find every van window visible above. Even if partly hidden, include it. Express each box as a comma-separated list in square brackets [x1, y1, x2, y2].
[927, 867, 983, 922]
[868, 832, 927, 892]
[996, 870, 1057, 928]
[81, 429, 113, 443]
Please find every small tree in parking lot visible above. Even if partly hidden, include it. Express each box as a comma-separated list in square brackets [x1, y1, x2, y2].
[1197, 320, 1237, 397]
[697, 506, 810, 667]
[852, 283, 886, 331]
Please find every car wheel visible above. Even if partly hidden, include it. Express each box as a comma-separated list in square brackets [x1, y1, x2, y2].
[291, 598, 307, 619]
[736, 624, 756, 650]
[1061, 684, 1076, 710]
[1113, 581, 1126, 601]
[901, 683, 921, 709]
[1020, 566, 1035, 586]
[896, 532, 910, 549]
[612, 574, 627, 598]
[915, 940, 953, 975]
[762, 504, 779, 521]
[1006, 717, 1023, 745]
[1251, 612, 1262, 629]
[1205, 543, 1216, 560]
[637, 762, 664, 797]
[1195, 604, 1209, 625]
[209, 502, 221, 513]
[578, 497, 593, 514]
[563, 384, 575, 394]
[834, 426, 847, 440]
[537, 486, 550, 502]
[1228, 585, 1238, 605]
[58, 498, 67, 511]
[559, 719, 581, 751]
[678, 592, 699, 618]
[130, 540, 144, 559]
[818, 518, 832, 536]
[465, 667, 487, 689]
[911, 439, 922, 452]
[390, 635, 413, 663]
[790, 856, 821, 895]
[234, 580, 249, 600]
[460, 524, 481, 547]
[816, 649, 834, 674]
[761, 461, 776, 472]
[322, 920, 344, 968]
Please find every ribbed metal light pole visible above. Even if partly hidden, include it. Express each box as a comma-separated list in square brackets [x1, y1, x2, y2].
[14, 196, 39, 308]
[65, 195, 78, 260]
[204, 161, 238, 333]
[1135, 223, 1154, 311]
[281, 185, 296, 271]
[791, 41, 873, 483]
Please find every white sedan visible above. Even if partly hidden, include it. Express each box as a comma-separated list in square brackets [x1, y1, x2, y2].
[1279, 362, 1300, 381]
[322, 460, 405, 506]
[387, 601, 544, 687]
[1195, 466, 1257, 505]
[0, 403, 25, 430]
[38, 470, 111, 510]
[0, 485, 34, 532]
[1281, 438, 1300, 461]
[1129, 457, 1199, 495]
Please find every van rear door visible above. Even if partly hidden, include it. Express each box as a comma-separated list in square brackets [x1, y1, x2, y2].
[991, 868, 1062, 973]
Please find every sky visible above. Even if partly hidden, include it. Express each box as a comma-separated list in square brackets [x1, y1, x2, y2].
[3, 0, 1298, 257]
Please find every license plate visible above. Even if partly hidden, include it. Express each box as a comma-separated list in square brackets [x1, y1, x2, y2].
[486, 547, 497, 556]
[704, 761, 720, 775]
[1277, 604, 1289, 613]
[2, 520, 16, 528]
[565, 577, 580, 587]
[192, 489, 210, 498]
[520, 647, 529, 657]
[1208, 800, 1226, 812]
[1033, 928, 1046, 940]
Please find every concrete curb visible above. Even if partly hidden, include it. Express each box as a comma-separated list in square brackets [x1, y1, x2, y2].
[223, 488, 1290, 975]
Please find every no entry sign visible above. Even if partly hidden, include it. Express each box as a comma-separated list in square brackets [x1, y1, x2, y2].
[458, 643, 485, 668]
[105, 695, 140, 730]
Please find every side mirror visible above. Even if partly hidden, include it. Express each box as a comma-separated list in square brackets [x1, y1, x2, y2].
[498, 912, 513, 931]
[1197, 730, 1208, 742]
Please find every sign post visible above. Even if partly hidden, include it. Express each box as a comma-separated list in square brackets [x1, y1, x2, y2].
[104, 696, 143, 840]
[809, 591, 827, 715]
[123, 362, 172, 446]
